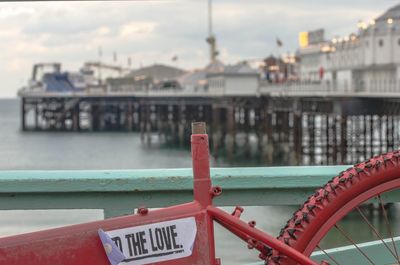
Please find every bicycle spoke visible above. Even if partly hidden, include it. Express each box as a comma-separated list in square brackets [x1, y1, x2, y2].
[356, 206, 400, 263]
[316, 245, 340, 265]
[378, 194, 400, 263]
[334, 224, 376, 265]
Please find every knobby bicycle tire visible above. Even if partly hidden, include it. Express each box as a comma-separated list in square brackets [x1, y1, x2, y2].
[266, 150, 400, 265]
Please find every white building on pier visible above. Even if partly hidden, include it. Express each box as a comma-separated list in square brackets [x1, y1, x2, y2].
[298, 4, 400, 93]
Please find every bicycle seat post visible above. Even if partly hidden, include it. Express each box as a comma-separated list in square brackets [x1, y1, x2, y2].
[191, 122, 213, 208]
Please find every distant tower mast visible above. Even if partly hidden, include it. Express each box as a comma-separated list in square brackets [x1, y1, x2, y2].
[206, 0, 218, 63]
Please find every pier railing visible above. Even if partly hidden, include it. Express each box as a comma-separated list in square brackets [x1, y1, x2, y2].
[1, 165, 400, 264]
[0, 166, 351, 218]
[20, 79, 400, 98]
[260, 79, 400, 96]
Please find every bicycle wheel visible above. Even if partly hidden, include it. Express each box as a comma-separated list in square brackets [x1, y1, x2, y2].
[267, 150, 400, 265]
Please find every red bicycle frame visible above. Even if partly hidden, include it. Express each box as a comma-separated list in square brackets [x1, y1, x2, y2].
[0, 122, 320, 265]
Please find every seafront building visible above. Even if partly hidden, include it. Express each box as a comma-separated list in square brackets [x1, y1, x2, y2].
[297, 4, 400, 93]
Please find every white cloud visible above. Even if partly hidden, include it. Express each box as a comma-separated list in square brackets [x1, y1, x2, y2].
[0, 6, 35, 19]
[119, 21, 157, 39]
[94, 26, 112, 36]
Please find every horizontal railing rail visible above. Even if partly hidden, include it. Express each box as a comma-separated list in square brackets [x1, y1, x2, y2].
[0, 166, 352, 218]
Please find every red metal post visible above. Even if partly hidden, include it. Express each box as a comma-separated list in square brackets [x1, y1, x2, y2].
[191, 122, 213, 208]
[190, 122, 217, 264]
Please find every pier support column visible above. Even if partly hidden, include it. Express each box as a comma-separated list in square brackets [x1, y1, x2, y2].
[259, 106, 267, 162]
[244, 108, 251, 158]
[385, 115, 390, 152]
[126, 101, 133, 132]
[178, 105, 186, 147]
[370, 115, 374, 156]
[218, 107, 227, 151]
[156, 105, 163, 141]
[140, 103, 147, 143]
[226, 105, 236, 160]
[307, 114, 315, 165]
[377, 115, 383, 154]
[211, 106, 221, 158]
[34, 101, 39, 130]
[255, 106, 263, 154]
[166, 105, 173, 143]
[60, 99, 66, 131]
[390, 115, 395, 151]
[282, 111, 290, 143]
[72, 102, 80, 132]
[262, 110, 274, 164]
[324, 115, 330, 164]
[91, 103, 100, 131]
[203, 105, 213, 147]
[115, 103, 121, 130]
[132, 102, 139, 131]
[332, 115, 338, 164]
[363, 115, 368, 159]
[170, 105, 179, 144]
[141, 103, 152, 145]
[340, 115, 348, 164]
[293, 112, 302, 165]
[21, 98, 26, 131]
[146, 117, 152, 146]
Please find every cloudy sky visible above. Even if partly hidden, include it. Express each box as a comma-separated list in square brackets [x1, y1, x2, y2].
[0, 0, 397, 97]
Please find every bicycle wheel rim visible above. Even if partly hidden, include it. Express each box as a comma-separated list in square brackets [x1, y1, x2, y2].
[304, 178, 400, 256]
[270, 152, 400, 265]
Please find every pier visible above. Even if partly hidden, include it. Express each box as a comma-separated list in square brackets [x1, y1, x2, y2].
[19, 83, 400, 165]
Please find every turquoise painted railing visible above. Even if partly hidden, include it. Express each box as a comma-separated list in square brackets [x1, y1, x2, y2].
[0, 166, 351, 218]
[1, 165, 400, 264]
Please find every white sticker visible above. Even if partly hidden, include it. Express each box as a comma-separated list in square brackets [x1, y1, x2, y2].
[105, 217, 197, 265]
